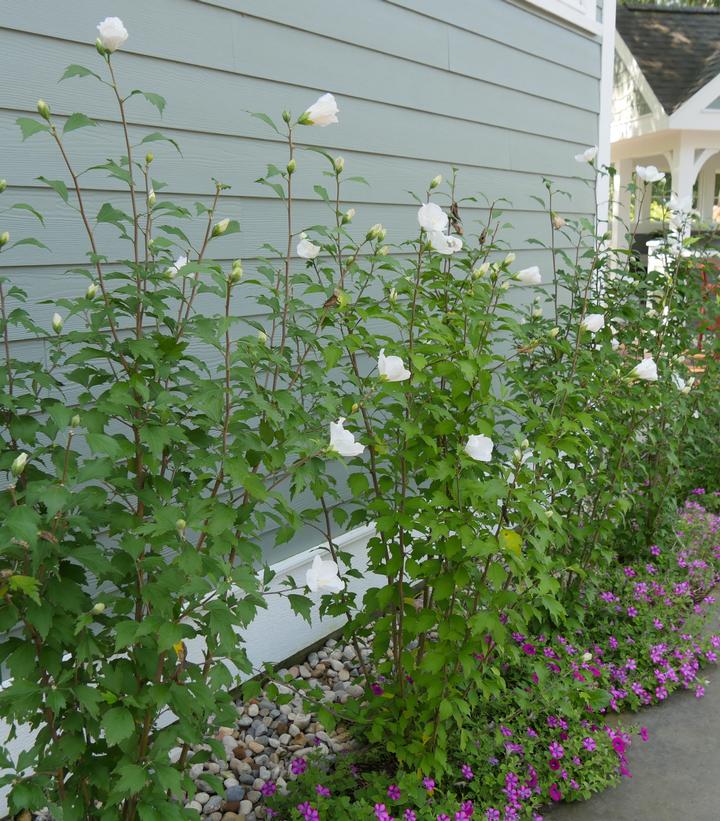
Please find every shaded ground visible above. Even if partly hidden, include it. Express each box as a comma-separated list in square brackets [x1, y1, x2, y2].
[548, 633, 720, 819]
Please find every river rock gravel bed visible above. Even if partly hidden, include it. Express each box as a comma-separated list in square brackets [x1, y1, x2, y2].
[178, 636, 366, 821]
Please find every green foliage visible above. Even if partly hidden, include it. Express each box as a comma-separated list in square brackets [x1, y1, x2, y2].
[0, 21, 718, 820]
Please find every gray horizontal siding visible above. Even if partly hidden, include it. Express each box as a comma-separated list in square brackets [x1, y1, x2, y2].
[0, 0, 603, 559]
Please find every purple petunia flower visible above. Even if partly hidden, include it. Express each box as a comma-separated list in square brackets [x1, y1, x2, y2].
[261, 782, 277, 797]
[461, 764, 474, 780]
[582, 737, 596, 751]
[549, 784, 563, 801]
[297, 802, 320, 821]
[404, 812, 417, 821]
[548, 741, 564, 759]
[291, 757, 308, 776]
[315, 784, 331, 798]
[371, 682, 385, 696]
[423, 777, 436, 793]
[387, 784, 401, 800]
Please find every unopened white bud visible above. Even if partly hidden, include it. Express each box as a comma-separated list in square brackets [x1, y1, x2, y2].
[473, 262, 490, 279]
[92, 602, 106, 615]
[258, 330, 267, 344]
[504, 252, 516, 266]
[11, 452, 28, 477]
[549, 327, 560, 338]
[334, 156, 345, 174]
[342, 208, 356, 225]
[52, 312, 63, 334]
[430, 174, 442, 189]
[211, 218, 230, 238]
[367, 223, 385, 242]
[147, 188, 156, 207]
[86, 282, 97, 300]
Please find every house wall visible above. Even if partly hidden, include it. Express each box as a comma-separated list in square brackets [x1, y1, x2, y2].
[1, 0, 603, 552]
[0, 0, 607, 806]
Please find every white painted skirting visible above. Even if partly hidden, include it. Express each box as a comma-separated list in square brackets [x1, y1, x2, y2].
[0, 525, 378, 815]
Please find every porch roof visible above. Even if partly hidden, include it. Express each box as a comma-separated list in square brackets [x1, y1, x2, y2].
[616, 5, 720, 114]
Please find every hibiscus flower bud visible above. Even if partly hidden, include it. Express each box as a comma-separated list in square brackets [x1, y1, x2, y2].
[342, 208, 355, 225]
[92, 602, 106, 615]
[258, 330, 267, 344]
[147, 188, 156, 207]
[37, 99, 51, 121]
[334, 156, 345, 174]
[282, 110, 292, 124]
[229, 260, 243, 284]
[549, 327, 560, 338]
[0, 180, 7, 194]
[71, 414, 81, 428]
[52, 312, 64, 334]
[211, 218, 230, 238]
[377, 246, 389, 256]
[175, 518, 187, 535]
[0, 231, 9, 248]
[351, 403, 359, 413]
[429, 174, 442, 189]
[552, 213, 566, 230]
[500, 282, 510, 291]
[286, 158, 297, 175]
[473, 262, 490, 278]
[504, 252, 516, 266]
[389, 287, 398, 304]
[11, 452, 28, 477]
[366, 223, 386, 242]
[145, 152, 154, 165]
[86, 282, 97, 300]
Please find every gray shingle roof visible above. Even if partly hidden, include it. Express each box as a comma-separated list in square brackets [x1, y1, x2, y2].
[616, 4, 720, 114]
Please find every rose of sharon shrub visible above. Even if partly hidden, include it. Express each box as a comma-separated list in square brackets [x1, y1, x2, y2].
[0, 10, 717, 818]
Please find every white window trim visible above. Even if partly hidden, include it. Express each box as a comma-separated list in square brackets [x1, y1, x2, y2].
[520, 0, 603, 36]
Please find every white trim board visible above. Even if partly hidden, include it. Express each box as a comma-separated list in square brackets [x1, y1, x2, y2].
[518, 0, 603, 36]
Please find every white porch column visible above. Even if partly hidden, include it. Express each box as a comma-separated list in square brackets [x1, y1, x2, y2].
[696, 162, 716, 224]
[613, 158, 633, 246]
[670, 137, 696, 238]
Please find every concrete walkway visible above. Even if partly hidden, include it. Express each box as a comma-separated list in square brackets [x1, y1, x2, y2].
[546, 663, 720, 820]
